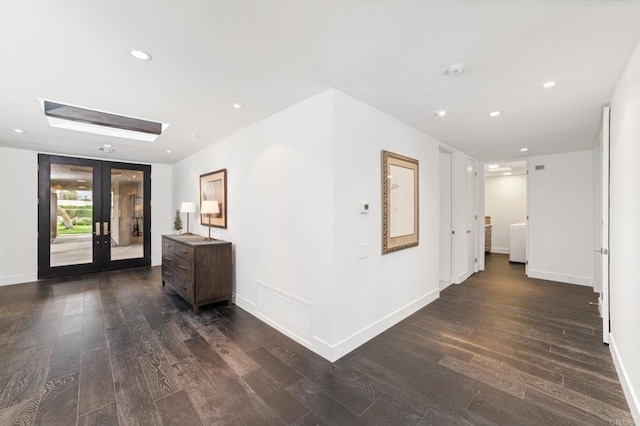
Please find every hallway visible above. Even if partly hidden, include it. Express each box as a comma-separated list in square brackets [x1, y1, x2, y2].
[0, 255, 632, 425]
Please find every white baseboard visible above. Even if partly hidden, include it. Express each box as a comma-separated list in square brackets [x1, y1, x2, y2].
[609, 333, 640, 425]
[527, 269, 594, 287]
[453, 271, 472, 284]
[490, 247, 510, 254]
[329, 288, 440, 362]
[0, 273, 37, 287]
[236, 288, 440, 362]
[439, 280, 452, 291]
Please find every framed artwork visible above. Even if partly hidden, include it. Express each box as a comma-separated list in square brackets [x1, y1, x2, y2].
[382, 150, 419, 254]
[200, 169, 227, 228]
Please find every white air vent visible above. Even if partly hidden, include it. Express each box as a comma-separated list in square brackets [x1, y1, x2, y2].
[256, 281, 312, 343]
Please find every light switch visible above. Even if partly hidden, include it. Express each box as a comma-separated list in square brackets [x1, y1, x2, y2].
[358, 243, 369, 259]
[360, 202, 369, 214]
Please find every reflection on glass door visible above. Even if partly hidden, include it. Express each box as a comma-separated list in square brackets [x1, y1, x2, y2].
[110, 168, 144, 261]
[50, 163, 95, 267]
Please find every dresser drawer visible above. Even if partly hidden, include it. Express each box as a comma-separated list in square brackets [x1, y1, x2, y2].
[174, 243, 194, 262]
[170, 274, 194, 302]
[161, 267, 175, 282]
[162, 238, 175, 255]
[175, 256, 194, 281]
[162, 253, 174, 269]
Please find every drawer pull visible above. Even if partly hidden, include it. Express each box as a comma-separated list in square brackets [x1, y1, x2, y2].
[179, 265, 188, 271]
[163, 257, 171, 261]
[164, 243, 170, 247]
[180, 250, 188, 254]
[163, 271, 171, 277]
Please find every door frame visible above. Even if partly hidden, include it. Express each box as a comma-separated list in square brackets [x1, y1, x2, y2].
[600, 106, 611, 344]
[38, 154, 151, 279]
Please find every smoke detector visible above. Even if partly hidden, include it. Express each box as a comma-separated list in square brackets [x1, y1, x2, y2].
[443, 64, 465, 77]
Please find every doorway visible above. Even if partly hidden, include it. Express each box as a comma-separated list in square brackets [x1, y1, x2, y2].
[38, 154, 151, 279]
[483, 160, 528, 271]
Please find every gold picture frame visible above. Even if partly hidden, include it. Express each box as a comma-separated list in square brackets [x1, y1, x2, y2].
[200, 169, 227, 229]
[382, 150, 419, 254]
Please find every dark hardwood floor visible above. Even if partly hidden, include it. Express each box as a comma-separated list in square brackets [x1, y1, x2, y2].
[0, 254, 633, 425]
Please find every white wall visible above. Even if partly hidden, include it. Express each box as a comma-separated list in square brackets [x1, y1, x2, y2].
[172, 90, 336, 354]
[171, 89, 481, 361]
[609, 37, 640, 425]
[439, 151, 452, 285]
[151, 164, 173, 266]
[485, 174, 527, 254]
[0, 147, 38, 285]
[527, 150, 594, 286]
[330, 91, 440, 359]
[0, 147, 172, 286]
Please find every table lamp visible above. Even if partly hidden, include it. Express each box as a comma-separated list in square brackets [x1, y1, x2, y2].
[180, 202, 196, 235]
[201, 200, 220, 241]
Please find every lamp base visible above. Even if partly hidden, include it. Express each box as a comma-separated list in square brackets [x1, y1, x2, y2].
[182, 232, 194, 236]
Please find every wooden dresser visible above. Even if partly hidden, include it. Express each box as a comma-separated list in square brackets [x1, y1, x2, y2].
[161, 235, 232, 313]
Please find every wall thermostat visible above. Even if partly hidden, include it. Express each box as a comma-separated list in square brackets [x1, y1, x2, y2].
[360, 202, 369, 214]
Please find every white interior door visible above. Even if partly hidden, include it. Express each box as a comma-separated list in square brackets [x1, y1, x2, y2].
[466, 159, 477, 275]
[596, 106, 611, 344]
[439, 150, 453, 288]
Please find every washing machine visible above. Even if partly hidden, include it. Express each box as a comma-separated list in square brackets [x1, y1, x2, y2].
[509, 223, 527, 263]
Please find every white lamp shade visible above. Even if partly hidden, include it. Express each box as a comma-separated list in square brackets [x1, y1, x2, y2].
[201, 200, 220, 214]
[180, 201, 196, 213]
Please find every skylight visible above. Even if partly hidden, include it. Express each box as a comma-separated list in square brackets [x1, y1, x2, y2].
[39, 99, 169, 142]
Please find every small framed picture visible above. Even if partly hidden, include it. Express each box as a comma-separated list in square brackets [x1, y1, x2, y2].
[200, 169, 227, 228]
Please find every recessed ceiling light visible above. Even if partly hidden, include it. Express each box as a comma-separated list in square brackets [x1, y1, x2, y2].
[503, 172, 512, 176]
[487, 164, 500, 169]
[103, 144, 112, 148]
[78, 186, 86, 189]
[12, 128, 25, 133]
[488, 111, 501, 117]
[166, 150, 172, 154]
[542, 80, 556, 89]
[233, 103, 244, 109]
[520, 148, 529, 152]
[130, 49, 152, 61]
[434, 110, 447, 117]
[77, 179, 86, 183]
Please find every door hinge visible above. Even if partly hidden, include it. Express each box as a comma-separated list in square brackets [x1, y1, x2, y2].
[452, 230, 455, 235]
[525, 260, 529, 265]
[526, 215, 529, 220]
[474, 257, 478, 263]
[475, 171, 478, 177]
[475, 215, 477, 220]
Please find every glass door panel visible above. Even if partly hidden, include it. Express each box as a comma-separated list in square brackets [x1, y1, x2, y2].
[110, 168, 144, 261]
[39, 155, 102, 278]
[49, 163, 95, 267]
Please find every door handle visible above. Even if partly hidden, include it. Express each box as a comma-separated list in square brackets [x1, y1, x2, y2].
[594, 248, 608, 255]
[103, 222, 109, 235]
[94, 222, 101, 236]
[466, 230, 471, 234]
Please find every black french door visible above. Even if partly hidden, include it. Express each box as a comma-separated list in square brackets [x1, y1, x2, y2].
[38, 154, 151, 279]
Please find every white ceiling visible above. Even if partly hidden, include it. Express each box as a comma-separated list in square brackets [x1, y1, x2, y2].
[1, 1, 639, 164]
